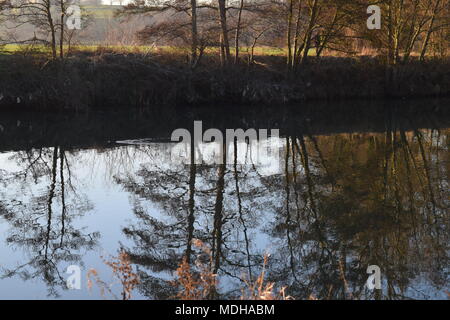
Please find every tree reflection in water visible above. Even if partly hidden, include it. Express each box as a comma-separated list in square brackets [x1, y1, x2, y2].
[116, 126, 448, 300]
[0, 106, 448, 299]
[0, 147, 99, 297]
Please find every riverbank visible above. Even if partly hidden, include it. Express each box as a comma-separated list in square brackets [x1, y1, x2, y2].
[0, 51, 449, 110]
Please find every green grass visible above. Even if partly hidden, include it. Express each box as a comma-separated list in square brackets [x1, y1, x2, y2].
[81, 5, 123, 18]
[1, 44, 52, 54]
[1, 43, 292, 57]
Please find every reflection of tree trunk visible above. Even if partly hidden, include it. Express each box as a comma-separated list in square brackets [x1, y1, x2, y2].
[415, 129, 437, 217]
[186, 143, 196, 264]
[391, 127, 404, 229]
[400, 130, 419, 241]
[338, 245, 352, 300]
[284, 137, 299, 282]
[291, 138, 301, 221]
[401, 127, 426, 194]
[382, 120, 392, 203]
[234, 139, 252, 280]
[45, 147, 58, 258]
[209, 149, 226, 299]
[212, 148, 226, 275]
[60, 148, 66, 247]
[285, 138, 291, 221]
[307, 133, 335, 186]
[298, 135, 317, 219]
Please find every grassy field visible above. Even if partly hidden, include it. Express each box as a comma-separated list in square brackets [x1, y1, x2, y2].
[1, 43, 288, 57]
[81, 4, 123, 18]
[0, 5, 308, 57]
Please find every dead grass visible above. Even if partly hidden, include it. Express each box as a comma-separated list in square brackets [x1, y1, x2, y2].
[171, 239, 218, 300]
[0, 51, 448, 110]
[172, 239, 293, 300]
[87, 250, 139, 300]
[240, 254, 293, 300]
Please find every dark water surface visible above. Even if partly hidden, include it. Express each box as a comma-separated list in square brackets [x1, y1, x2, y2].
[0, 100, 449, 299]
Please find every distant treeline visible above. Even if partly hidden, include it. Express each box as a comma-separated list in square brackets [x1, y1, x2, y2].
[121, 0, 450, 69]
[0, 0, 449, 66]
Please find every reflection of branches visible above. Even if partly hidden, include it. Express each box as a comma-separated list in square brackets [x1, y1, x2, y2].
[115, 142, 268, 298]
[268, 124, 449, 299]
[0, 146, 99, 297]
[87, 251, 140, 300]
[234, 139, 253, 281]
[113, 127, 448, 300]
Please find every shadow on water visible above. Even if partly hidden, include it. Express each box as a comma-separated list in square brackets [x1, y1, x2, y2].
[0, 99, 448, 299]
[0, 98, 449, 151]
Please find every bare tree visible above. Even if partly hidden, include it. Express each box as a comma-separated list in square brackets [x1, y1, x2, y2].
[0, 0, 90, 59]
[358, 0, 449, 64]
[4, 0, 59, 58]
[285, 0, 359, 71]
[119, 0, 214, 68]
[233, 0, 244, 64]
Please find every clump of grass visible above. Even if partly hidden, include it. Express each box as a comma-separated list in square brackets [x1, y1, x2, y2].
[87, 250, 139, 300]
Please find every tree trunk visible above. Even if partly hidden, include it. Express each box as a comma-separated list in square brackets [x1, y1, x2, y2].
[59, 0, 65, 59]
[234, 0, 244, 64]
[218, 0, 230, 65]
[316, 7, 338, 58]
[45, 1, 57, 59]
[420, 0, 441, 61]
[286, 0, 294, 69]
[387, 0, 394, 64]
[292, 0, 303, 70]
[190, 0, 198, 67]
[301, 0, 319, 65]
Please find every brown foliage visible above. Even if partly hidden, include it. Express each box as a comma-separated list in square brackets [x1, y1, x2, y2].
[87, 250, 139, 300]
[171, 239, 218, 300]
[172, 240, 293, 300]
[240, 254, 293, 300]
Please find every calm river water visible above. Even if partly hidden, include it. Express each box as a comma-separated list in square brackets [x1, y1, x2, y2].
[0, 100, 448, 299]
